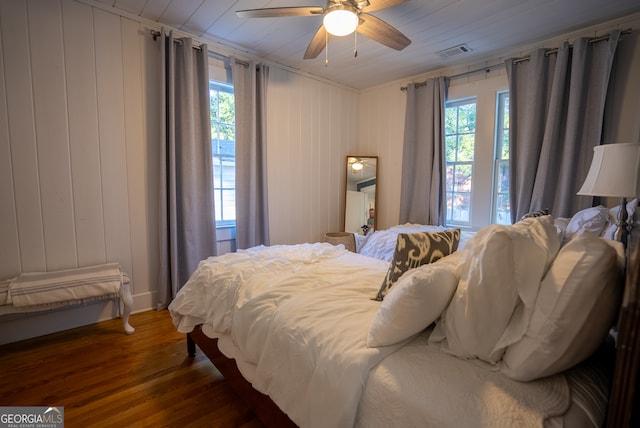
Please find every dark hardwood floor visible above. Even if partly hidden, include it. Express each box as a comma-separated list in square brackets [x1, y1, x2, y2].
[0, 310, 264, 428]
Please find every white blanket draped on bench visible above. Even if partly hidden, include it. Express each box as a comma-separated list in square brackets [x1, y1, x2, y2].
[1, 263, 134, 334]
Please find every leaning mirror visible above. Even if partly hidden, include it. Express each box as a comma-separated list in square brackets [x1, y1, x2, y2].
[345, 156, 378, 235]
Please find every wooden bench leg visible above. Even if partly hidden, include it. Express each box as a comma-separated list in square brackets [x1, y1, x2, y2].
[120, 281, 135, 334]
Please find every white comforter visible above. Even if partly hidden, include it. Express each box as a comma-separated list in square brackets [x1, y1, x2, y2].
[169, 235, 590, 428]
[169, 243, 403, 428]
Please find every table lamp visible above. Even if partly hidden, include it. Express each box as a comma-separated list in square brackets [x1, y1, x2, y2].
[578, 142, 640, 247]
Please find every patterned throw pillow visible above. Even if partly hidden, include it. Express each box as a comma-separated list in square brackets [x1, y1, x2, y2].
[374, 229, 461, 301]
[520, 208, 550, 220]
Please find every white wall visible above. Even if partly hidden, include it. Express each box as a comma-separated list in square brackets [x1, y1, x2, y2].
[0, 0, 358, 343]
[356, 83, 406, 230]
[0, 0, 161, 343]
[266, 67, 358, 245]
[345, 190, 367, 234]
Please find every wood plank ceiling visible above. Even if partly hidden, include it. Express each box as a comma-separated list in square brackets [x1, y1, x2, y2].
[91, 0, 640, 89]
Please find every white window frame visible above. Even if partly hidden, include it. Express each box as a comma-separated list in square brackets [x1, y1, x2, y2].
[492, 90, 510, 225]
[445, 74, 509, 230]
[210, 80, 236, 228]
[445, 97, 477, 226]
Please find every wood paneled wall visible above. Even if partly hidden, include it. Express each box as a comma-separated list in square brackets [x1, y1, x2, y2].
[0, 0, 159, 301]
[266, 68, 358, 245]
[0, 0, 359, 343]
[357, 84, 406, 230]
[0, 0, 161, 342]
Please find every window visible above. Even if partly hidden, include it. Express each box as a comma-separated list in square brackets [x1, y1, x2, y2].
[445, 75, 509, 229]
[445, 98, 476, 225]
[493, 91, 510, 224]
[210, 81, 236, 226]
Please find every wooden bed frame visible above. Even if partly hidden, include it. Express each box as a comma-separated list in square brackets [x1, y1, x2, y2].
[187, 327, 297, 427]
[606, 224, 640, 428]
[186, 227, 640, 428]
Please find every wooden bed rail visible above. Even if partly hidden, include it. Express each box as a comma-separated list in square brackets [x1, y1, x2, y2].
[606, 226, 640, 427]
[188, 327, 297, 427]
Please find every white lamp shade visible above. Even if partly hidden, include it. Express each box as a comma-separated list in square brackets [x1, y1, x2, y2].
[323, 7, 358, 36]
[577, 143, 640, 198]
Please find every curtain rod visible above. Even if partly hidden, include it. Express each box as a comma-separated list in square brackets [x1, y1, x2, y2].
[400, 62, 504, 91]
[400, 28, 632, 91]
[512, 28, 631, 65]
[150, 30, 250, 68]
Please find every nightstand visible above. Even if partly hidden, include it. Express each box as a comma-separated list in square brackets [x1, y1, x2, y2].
[323, 232, 356, 252]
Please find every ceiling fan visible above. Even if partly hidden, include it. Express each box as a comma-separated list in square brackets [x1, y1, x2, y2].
[236, 0, 411, 60]
[348, 157, 374, 172]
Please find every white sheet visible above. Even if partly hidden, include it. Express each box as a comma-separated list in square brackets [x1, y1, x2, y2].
[170, 243, 404, 428]
[171, 243, 363, 335]
[358, 328, 571, 428]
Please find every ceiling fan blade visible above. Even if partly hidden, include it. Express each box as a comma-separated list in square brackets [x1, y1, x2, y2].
[362, 0, 409, 13]
[236, 6, 324, 19]
[304, 25, 330, 59]
[357, 13, 411, 51]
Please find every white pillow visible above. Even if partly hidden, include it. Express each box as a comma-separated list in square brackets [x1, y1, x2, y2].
[553, 217, 570, 242]
[367, 263, 457, 348]
[500, 230, 621, 381]
[354, 233, 370, 252]
[564, 206, 610, 243]
[431, 216, 560, 363]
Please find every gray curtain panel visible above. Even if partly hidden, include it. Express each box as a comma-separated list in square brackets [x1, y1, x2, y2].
[158, 29, 217, 308]
[233, 59, 270, 249]
[399, 77, 447, 226]
[506, 30, 621, 222]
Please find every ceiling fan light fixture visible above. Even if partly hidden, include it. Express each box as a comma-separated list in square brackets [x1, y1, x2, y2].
[352, 161, 364, 171]
[323, 5, 358, 37]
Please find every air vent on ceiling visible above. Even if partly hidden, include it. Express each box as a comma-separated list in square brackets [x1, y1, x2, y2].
[436, 43, 472, 59]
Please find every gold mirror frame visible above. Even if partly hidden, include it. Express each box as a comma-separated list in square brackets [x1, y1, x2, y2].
[344, 156, 378, 235]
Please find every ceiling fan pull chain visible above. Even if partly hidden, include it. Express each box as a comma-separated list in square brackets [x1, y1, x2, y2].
[325, 31, 329, 66]
[354, 30, 358, 57]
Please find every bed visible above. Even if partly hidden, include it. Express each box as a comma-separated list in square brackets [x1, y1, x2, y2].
[169, 205, 640, 428]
